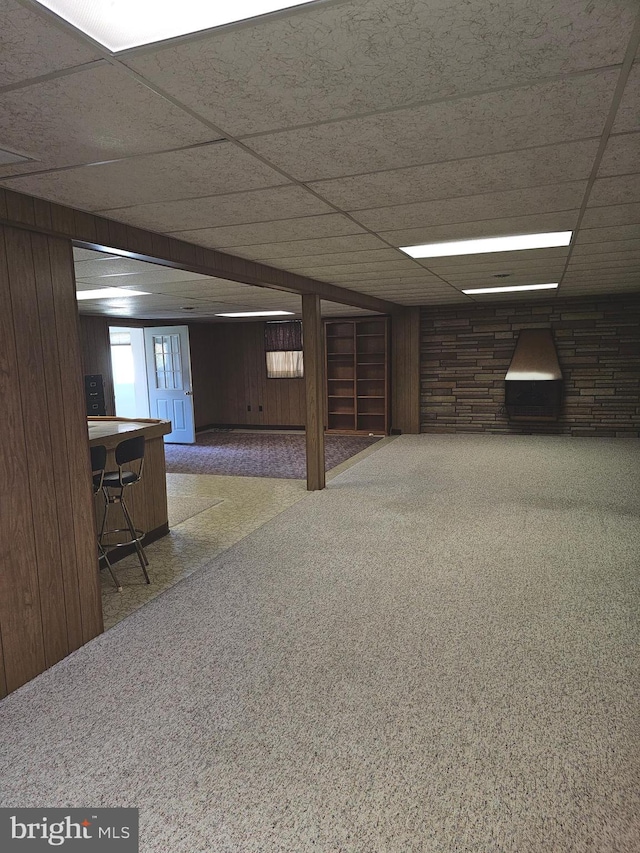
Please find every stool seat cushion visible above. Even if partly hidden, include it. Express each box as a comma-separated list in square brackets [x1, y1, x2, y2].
[102, 470, 139, 487]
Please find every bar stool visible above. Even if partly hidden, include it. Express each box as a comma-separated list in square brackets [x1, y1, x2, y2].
[90, 444, 122, 592]
[99, 436, 150, 585]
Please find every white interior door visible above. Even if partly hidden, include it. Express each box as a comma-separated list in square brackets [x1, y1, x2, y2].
[144, 325, 195, 444]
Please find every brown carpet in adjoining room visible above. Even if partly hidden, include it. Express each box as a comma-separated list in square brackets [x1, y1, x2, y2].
[164, 431, 382, 478]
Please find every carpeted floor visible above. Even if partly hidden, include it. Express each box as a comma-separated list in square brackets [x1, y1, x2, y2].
[164, 430, 382, 478]
[1, 435, 639, 852]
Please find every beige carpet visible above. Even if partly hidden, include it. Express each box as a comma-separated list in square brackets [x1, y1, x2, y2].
[2, 435, 639, 852]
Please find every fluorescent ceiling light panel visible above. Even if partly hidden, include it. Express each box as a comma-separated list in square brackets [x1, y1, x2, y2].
[462, 283, 559, 295]
[400, 231, 572, 259]
[76, 287, 151, 300]
[215, 310, 294, 318]
[35, 1, 319, 51]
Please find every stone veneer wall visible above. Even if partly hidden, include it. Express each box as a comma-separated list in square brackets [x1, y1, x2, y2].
[420, 295, 640, 436]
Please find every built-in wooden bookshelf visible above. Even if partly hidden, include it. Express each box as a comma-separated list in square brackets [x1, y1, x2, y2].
[325, 317, 389, 434]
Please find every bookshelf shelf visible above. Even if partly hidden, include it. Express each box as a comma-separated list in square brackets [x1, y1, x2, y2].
[324, 317, 389, 435]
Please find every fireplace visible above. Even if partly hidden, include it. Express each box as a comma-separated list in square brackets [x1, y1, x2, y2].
[505, 329, 563, 421]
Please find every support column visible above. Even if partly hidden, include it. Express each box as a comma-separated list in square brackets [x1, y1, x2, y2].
[391, 307, 421, 434]
[302, 293, 325, 490]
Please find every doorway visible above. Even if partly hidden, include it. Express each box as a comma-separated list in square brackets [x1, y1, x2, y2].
[109, 327, 150, 420]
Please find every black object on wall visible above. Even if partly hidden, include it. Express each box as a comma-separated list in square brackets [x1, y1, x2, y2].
[84, 374, 106, 416]
[505, 329, 562, 422]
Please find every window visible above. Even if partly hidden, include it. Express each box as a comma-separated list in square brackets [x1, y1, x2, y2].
[266, 350, 304, 378]
[265, 321, 303, 379]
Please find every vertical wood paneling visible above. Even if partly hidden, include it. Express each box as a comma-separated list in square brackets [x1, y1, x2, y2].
[303, 294, 325, 490]
[31, 236, 84, 652]
[78, 317, 309, 430]
[78, 316, 116, 415]
[0, 227, 47, 691]
[0, 633, 7, 699]
[6, 229, 69, 668]
[48, 237, 103, 644]
[391, 308, 421, 434]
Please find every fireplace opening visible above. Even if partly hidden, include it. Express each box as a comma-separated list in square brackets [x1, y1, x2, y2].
[505, 329, 563, 422]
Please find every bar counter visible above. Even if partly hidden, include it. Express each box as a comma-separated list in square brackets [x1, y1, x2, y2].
[88, 417, 172, 561]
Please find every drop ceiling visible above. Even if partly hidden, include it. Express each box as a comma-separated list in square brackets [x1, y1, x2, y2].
[1, 0, 639, 320]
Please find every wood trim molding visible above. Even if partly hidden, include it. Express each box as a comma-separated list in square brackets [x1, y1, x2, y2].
[0, 187, 400, 315]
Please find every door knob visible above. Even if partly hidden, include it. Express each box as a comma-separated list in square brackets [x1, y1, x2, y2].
[185, 390, 193, 396]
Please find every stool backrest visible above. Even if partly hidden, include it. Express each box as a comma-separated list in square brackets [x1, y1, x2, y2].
[115, 436, 145, 466]
[90, 444, 107, 475]
[90, 444, 107, 495]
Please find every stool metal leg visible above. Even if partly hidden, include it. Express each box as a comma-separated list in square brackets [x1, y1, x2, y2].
[121, 494, 151, 584]
[98, 541, 123, 592]
[100, 477, 151, 586]
[99, 487, 110, 545]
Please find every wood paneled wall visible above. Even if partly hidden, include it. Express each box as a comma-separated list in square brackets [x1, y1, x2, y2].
[80, 316, 306, 430]
[78, 315, 116, 415]
[391, 308, 421, 434]
[0, 225, 103, 696]
[190, 322, 305, 428]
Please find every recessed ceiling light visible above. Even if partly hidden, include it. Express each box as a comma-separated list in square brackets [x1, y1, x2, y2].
[76, 287, 151, 300]
[462, 283, 559, 295]
[400, 231, 572, 259]
[34, 0, 319, 52]
[215, 310, 295, 318]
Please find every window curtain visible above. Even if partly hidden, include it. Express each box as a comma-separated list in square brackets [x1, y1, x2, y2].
[264, 320, 302, 352]
[266, 350, 304, 378]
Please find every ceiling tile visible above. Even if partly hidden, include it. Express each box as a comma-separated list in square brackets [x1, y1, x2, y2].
[75, 270, 211, 287]
[570, 240, 640, 256]
[320, 302, 374, 316]
[422, 246, 570, 270]
[353, 182, 587, 232]
[587, 174, 640, 207]
[597, 132, 640, 178]
[0, 0, 100, 88]
[612, 63, 640, 133]
[222, 234, 389, 260]
[562, 271, 640, 282]
[285, 260, 419, 277]
[567, 253, 640, 267]
[262, 250, 404, 269]
[0, 64, 213, 175]
[170, 214, 366, 248]
[126, 0, 633, 135]
[74, 257, 163, 277]
[439, 271, 566, 288]
[99, 185, 334, 232]
[317, 270, 441, 284]
[561, 281, 640, 294]
[581, 203, 640, 228]
[244, 70, 617, 180]
[1, 142, 286, 209]
[379, 210, 580, 247]
[310, 141, 598, 211]
[73, 247, 119, 262]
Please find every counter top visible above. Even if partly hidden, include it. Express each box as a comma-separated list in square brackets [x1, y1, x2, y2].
[88, 417, 172, 448]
